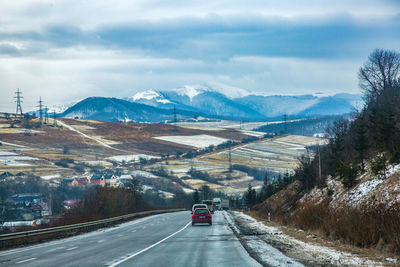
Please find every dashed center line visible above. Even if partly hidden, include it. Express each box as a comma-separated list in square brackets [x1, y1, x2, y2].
[16, 258, 37, 264]
[98, 239, 105, 243]
[131, 230, 137, 233]
[66, 246, 78, 251]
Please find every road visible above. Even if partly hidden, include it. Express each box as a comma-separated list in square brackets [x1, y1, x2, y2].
[0, 211, 260, 267]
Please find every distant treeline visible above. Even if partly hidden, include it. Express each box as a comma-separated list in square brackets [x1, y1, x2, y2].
[255, 115, 346, 136]
[231, 164, 281, 181]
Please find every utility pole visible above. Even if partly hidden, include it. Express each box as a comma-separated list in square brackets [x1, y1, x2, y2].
[37, 97, 43, 126]
[14, 88, 23, 116]
[317, 145, 322, 185]
[228, 147, 232, 173]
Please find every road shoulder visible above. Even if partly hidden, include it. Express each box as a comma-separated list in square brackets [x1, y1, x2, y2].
[228, 211, 398, 266]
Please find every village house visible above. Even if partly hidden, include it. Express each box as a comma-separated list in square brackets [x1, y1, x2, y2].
[71, 177, 88, 186]
[104, 173, 117, 187]
[63, 177, 89, 186]
[90, 174, 105, 186]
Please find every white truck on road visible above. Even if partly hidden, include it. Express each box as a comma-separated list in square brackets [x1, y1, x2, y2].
[212, 198, 221, 210]
[221, 198, 229, 210]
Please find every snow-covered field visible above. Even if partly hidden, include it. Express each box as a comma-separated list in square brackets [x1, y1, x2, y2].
[107, 154, 159, 163]
[239, 130, 266, 137]
[153, 134, 228, 148]
[0, 141, 26, 148]
[41, 174, 61, 180]
[0, 150, 40, 166]
[176, 120, 271, 130]
[0, 151, 18, 156]
[204, 135, 323, 174]
[130, 170, 159, 179]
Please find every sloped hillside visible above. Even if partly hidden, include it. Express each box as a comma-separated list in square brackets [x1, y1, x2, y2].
[300, 163, 400, 209]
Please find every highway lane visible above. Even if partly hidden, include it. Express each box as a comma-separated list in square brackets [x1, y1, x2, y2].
[0, 211, 260, 267]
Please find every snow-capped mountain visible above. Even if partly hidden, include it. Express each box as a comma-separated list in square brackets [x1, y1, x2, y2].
[126, 84, 264, 119]
[61, 97, 203, 122]
[127, 84, 361, 119]
[172, 83, 251, 99]
[127, 90, 172, 104]
[59, 83, 361, 123]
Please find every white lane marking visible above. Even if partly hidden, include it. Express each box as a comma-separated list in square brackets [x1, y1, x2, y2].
[131, 230, 136, 233]
[118, 234, 123, 237]
[16, 258, 37, 264]
[0, 213, 173, 257]
[98, 239, 105, 243]
[109, 221, 191, 267]
[66, 246, 78, 251]
[47, 246, 65, 253]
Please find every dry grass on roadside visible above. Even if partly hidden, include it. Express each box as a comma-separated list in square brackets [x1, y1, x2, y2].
[292, 202, 400, 254]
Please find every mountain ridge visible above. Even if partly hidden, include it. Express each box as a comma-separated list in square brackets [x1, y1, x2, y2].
[61, 84, 362, 122]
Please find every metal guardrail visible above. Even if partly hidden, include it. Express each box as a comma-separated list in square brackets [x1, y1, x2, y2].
[0, 208, 185, 242]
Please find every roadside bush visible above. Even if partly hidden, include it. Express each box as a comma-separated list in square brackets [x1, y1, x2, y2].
[293, 202, 400, 253]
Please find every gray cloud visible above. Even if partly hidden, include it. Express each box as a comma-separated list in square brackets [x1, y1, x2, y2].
[0, 0, 399, 112]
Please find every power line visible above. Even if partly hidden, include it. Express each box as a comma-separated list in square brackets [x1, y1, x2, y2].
[14, 88, 23, 115]
[228, 147, 232, 173]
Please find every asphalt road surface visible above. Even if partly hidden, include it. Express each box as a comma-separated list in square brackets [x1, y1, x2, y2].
[0, 211, 260, 267]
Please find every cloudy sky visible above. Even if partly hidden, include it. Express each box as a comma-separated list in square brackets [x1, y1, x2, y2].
[1, 0, 399, 112]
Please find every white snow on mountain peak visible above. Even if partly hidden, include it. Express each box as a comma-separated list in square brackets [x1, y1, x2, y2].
[171, 82, 251, 100]
[174, 85, 204, 101]
[131, 89, 161, 101]
[205, 82, 251, 99]
[156, 98, 172, 104]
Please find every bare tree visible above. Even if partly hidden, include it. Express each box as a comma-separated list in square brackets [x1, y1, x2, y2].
[358, 49, 400, 102]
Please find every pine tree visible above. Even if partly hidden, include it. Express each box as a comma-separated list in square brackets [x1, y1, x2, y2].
[245, 183, 256, 206]
[353, 120, 368, 171]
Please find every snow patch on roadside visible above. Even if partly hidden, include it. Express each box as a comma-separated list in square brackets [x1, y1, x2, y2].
[224, 211, 304, 266]
[223, 211, 240, 234]
[244, 236, 304, 267]
[232, 211, 384, 266]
